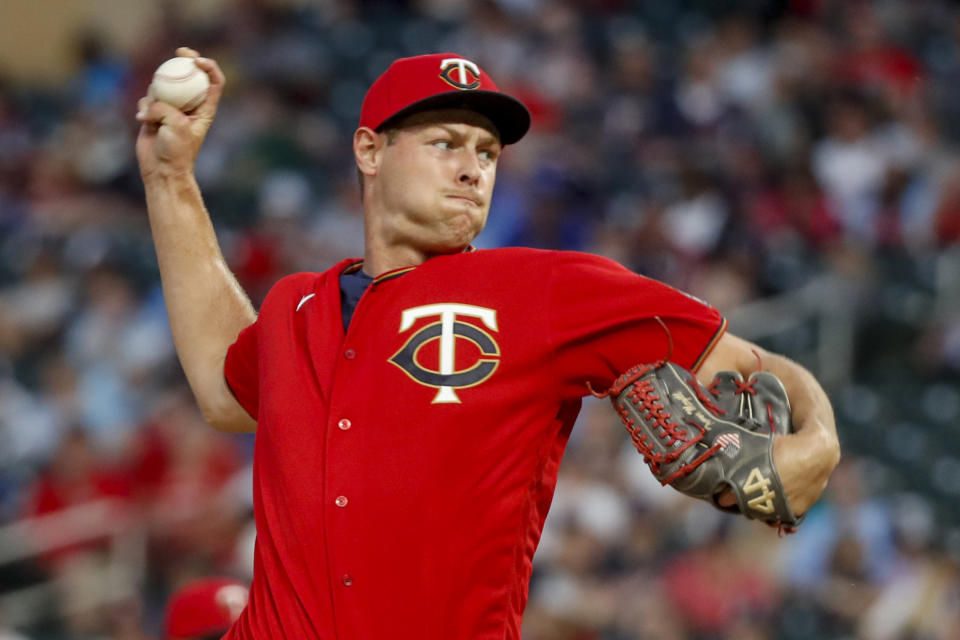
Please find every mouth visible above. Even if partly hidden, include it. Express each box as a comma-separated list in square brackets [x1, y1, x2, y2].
[446, 194, 482, 207]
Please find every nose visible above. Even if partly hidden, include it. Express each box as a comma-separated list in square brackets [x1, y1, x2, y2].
[457, 151, 482, 186]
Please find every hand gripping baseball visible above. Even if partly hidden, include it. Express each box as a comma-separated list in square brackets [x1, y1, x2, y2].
[592, 362, 803, 530]
[135, 47, 226, 180]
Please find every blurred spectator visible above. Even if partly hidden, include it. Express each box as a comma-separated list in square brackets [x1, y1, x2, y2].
[674, 34, 727, 130]
[0, 245, 73, 362]
[858, 493, 960, 640]
[20, 428, 134, 637]
[780, 458, 899, 589]
[715, 14, 777, 114]
[836, 1, 924, 105]
[748, 163, 841, 252]
[132, 389, 247, 594]
[811, 91, 891, 245]
[661, 529, 780, 639]
[21, 429, 132, 567]
[778, 458, 900, 637]
[0, 359, 67, 516]
[661, 162, 730, 259]
[70, 33, 131, 113]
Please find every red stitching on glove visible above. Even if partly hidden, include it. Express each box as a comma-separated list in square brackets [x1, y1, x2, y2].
[688, 379, 726, 416]
[734, 377, 757, 396]
[620, 374, 716, 483]
[707, 378, 723, 398]
[630, 381, 688, 447]
[660, 432, 722, 485]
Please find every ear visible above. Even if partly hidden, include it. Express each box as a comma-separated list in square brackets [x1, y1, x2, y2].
[354, 127, 385, 178]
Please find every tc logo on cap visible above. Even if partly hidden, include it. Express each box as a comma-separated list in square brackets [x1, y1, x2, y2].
[439, 58, 482, 90]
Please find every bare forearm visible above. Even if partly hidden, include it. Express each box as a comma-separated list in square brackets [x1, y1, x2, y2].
[145, 172, 256, 430]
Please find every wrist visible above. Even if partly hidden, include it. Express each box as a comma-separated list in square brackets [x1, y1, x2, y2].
[779, 422, 841, 482]
[142, 169, 202, 202]
[799, 419, 841, 467]
[142, 163, 197, 184]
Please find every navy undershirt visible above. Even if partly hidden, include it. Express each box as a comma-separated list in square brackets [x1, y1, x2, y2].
[339, 269, 374, 330]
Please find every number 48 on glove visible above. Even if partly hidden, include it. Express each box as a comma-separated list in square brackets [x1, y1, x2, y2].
[591, 361, 803, 531]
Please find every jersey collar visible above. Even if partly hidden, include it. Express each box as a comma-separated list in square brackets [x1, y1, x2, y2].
[342, 246, 477, 284]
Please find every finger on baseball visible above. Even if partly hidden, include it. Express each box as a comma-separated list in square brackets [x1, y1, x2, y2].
[195, 56, 225, 90]
[176, 46, 200, 58]
[140, 99, 190, 127]
[194, 56, 226, 112]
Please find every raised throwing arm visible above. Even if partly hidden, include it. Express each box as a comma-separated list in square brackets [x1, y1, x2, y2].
[136, 48, 256, 432]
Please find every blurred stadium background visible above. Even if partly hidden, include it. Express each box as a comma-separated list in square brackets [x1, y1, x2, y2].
[0, 0, 959, 638]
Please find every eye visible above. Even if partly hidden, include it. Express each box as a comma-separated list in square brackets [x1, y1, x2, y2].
[479, 149, 499, 163]
[432, 140, 452, 150]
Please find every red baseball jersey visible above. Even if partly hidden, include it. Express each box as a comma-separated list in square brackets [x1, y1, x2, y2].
[222, 247, 725, 639]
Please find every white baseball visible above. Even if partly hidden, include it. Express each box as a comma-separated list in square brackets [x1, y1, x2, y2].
[149, 57, 210, 111]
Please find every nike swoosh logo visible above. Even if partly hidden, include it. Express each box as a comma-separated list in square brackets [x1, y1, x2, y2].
[296, 294, 316, 312]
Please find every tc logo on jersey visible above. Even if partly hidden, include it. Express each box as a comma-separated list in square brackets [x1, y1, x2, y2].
[390, 303, 500, 404]
[438, 58, 482, 90]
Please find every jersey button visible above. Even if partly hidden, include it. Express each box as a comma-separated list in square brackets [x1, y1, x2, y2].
[342, 574, 354, 586]
[335, 495, 348, 507]
[338, 418, 351, 431]
[344, 349, 357, 360]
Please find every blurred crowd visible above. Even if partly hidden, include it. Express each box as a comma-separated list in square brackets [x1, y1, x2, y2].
[1, 0, 959, 638]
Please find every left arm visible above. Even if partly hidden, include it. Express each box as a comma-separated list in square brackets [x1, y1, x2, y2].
[698, 332, 841, 515]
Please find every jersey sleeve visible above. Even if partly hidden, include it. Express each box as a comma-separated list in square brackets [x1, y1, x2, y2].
[224, 320, 260, 420]
[547, 251, 726, 398]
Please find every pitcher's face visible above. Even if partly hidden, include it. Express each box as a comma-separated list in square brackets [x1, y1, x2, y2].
[374, 109, 502, 253]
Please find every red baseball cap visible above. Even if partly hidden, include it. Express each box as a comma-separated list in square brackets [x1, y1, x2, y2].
[164, 577, 248, 639]
[359, 53, 531, 145]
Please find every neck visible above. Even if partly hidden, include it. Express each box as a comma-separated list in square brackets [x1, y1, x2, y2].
[362, 234, 472, 277]
[362, 242, 430, 277]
